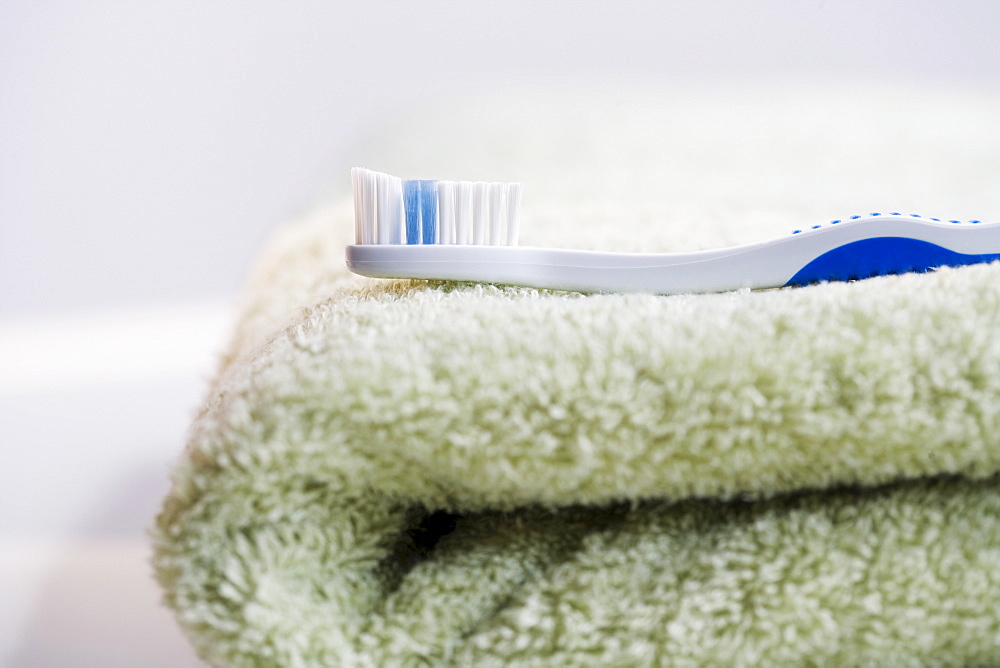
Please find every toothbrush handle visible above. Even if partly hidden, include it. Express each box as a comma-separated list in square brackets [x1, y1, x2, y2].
[347, 217, 1000, 294]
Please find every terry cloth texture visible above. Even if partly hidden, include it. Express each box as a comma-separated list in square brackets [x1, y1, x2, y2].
[154, 87, 1000, 666]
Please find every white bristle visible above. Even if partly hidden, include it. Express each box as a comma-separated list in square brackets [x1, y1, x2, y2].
[350, 168, 521, 247]
[455, 181, 473, 245]
[472, 182, 488, 245]
[362, 169, 376, 245]
[375, 171, 387, 244]
[351, 168, 361, 244]
[438, 181, 456, 244]
[389, 176, 406, 244]
[489, 182, 504, 246]
[505, 182, 522, 246]
[376, 172, 402, 244]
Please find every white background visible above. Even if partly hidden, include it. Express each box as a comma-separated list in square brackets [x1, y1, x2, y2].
[2, 1, 999, 665]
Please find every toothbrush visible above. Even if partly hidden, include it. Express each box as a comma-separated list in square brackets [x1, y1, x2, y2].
[346, 168, 1000, 295]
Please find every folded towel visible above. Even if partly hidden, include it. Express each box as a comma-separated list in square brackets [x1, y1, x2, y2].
[153, 87, 1000, 665]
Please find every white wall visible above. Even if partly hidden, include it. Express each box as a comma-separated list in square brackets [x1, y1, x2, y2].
[4, 0, 1000, 317]
[2, 1, 998, 665]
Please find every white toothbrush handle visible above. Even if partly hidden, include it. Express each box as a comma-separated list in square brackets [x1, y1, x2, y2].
[347, 216, 1000, 294]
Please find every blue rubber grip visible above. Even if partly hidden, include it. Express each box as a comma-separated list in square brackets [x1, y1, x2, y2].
[402, 181, 421, 245]
[418, 180, 438, 245]
[785, 237, 1000, 287]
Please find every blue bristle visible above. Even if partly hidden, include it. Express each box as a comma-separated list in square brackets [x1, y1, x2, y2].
[403, 181, 421, 244]
[419, 181, 438, 244]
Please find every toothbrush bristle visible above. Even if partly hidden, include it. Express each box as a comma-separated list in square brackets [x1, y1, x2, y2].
[351, 167, 522, 246]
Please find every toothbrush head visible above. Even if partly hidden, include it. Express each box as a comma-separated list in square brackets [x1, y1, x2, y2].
[352, 168, 522, 247]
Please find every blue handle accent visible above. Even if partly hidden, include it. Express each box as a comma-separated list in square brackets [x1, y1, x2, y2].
[785, 237, 1000, 287]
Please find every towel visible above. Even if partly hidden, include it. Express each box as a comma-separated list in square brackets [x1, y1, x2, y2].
[153, 87, 1000, 665]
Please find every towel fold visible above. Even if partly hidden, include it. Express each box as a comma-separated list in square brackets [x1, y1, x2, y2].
[154, 88, 1000, 665]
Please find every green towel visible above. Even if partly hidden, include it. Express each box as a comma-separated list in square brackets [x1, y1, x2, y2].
[153, 88, 1000, 665]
